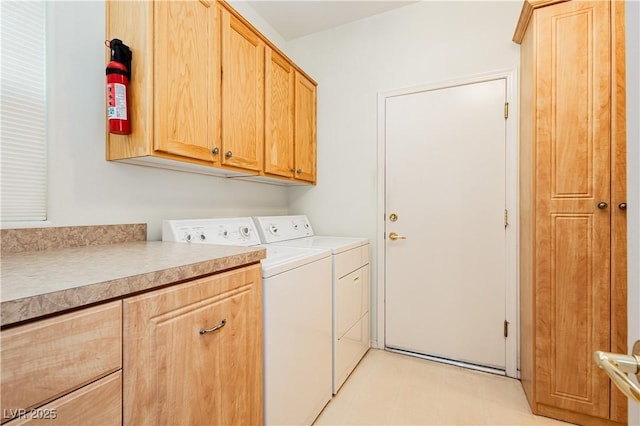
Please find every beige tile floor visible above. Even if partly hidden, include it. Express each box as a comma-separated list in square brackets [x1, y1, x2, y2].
[314, 349, 572, 425]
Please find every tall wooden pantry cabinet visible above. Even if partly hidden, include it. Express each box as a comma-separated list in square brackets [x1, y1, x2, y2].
[513, 1, 627, 425]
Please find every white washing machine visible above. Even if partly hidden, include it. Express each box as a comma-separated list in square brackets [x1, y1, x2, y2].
[253, 215, 371, 394]
[162, 217, 332, 425]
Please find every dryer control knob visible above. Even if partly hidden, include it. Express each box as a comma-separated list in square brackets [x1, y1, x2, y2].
[269, 224, 278, 235]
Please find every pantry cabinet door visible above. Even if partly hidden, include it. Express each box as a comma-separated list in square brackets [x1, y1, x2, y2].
[221, 9, 264, 172]
[534, 0, 612, 419]
[153, 0, 220, 163]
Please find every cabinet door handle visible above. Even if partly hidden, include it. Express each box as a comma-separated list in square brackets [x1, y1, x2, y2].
[597, 202, 608, 209]
[296, 169, 302, 174]
[619, 202, 627, 210]
[199, 319, 227, 335]
[225, 151, 233, 159]
[211, 147, 219, 155]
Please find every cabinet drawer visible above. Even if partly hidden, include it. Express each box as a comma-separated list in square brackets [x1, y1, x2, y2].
[1, 301, 122, 419]
[5, 371, 122, 426]
[335, 244, 369, 279]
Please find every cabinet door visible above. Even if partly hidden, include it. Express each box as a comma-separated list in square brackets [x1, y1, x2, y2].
[153, 0, 220, 163]
[534, 0, 611, 418]
[221, 9, 264, 172]
[294, 72, 317, 183]
[264, 47, 294, 178]
[123, 265, 263, 426]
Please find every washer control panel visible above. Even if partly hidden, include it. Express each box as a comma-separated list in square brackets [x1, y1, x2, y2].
[252, 215, 314, 244]
[162, 217, 261, 246]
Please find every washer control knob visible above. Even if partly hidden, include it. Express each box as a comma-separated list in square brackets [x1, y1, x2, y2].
[199, 234, 206, 241]
[269, 224, 278, 235]
[185, 233, 193, 242]
[239, 226, 251, 238]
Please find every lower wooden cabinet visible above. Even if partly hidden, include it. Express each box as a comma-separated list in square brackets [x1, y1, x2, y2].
[123, 264, 263, 425]
[1, 263, 263, 425]
[6, 372, 122, 426]
[0, 301, 122, 425]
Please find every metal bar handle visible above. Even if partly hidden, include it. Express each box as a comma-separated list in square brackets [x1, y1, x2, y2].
[199, 319, 227, 335]
[594, 350, 640, 403]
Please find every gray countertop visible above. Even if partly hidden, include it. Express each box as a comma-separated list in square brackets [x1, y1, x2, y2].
[1, 241, 266, 327]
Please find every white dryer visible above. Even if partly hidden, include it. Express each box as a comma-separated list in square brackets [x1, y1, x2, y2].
[162, 217, 332, 425]
[253, 215, 371, 394]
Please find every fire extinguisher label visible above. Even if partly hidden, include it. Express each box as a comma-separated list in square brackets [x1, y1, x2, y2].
[107, 82, 127, 120]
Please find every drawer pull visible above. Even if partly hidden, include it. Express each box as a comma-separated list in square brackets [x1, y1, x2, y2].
[353, 277, 360, 282]
[199, 319, 227, 335]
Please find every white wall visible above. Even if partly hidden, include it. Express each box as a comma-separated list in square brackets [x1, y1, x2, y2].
[284, 1, 522, 344]
[227, 0, 287, 50]
[41, 1, 289, 241]
[626, 0, 640, 423]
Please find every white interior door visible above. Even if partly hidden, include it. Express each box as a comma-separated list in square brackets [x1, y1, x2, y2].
[384, 79, 508, 370]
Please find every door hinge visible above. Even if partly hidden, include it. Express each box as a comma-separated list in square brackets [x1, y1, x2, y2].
[504, 209, 509, 228]
[504, 320, 509, 338]
[504, 102, 509, 119]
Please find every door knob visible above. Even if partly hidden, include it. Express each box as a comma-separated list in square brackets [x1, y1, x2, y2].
[388, 232, 406, 241]
[597, 202, 608, 209]
[594, 340, 640, 403]
[619, 202, 627, 210]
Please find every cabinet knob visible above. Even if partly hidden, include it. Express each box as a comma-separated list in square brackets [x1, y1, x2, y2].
[619, 202, 627, 210]
[296, 169, 302, 174]
[290, 168, 295, 173]
[597, 202, 608, 210]
[225, 151, 233, 159]
[211, 147, 219, 155]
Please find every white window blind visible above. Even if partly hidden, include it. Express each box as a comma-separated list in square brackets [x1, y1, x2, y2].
[0, 1, 47, 222]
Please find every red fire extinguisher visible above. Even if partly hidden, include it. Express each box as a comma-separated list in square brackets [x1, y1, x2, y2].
[106, 39, 132, 135]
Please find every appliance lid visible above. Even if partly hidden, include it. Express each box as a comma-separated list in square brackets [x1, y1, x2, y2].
[267, 236, 368, 254]
[260, 245, 331, 278]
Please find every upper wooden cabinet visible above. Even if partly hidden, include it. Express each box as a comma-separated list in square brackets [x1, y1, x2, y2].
[264, 49, 318, 184]
[153, 0, 220, 164]
[221, 8, 264, 172]
[106, 0, 227, 172]
[514, 1, 627, 425]
[106, 0, 317, 184]
[265, 47, 295, 178]
[294, 72, 317, 184]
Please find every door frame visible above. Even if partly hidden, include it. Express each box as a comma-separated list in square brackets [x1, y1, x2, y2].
[376, 69, 520, 378]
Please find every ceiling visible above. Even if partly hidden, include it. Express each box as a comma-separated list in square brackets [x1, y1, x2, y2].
[244, 1, 417, 41]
